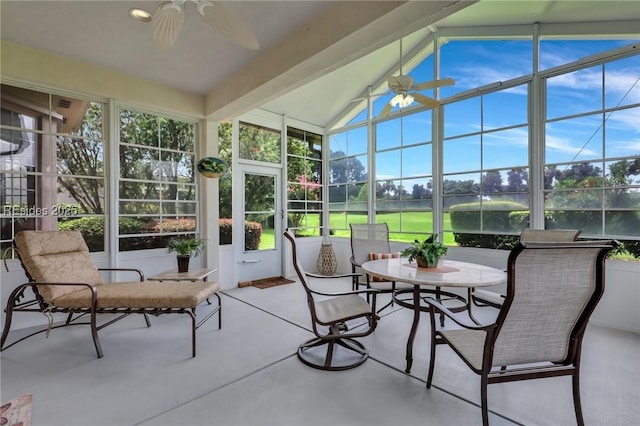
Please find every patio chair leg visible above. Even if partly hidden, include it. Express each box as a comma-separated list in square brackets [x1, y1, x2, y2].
[90, 309, 103, 358]
[324, 340, 335, 368]
[426, 312, 437, 387]
[0, 293, 16, 351]
[143, 313, 151, 327]
[481, 374, 489, 426]
[214, 293, 222, 329]
[572, 369, 585, 426]
[189, 309, 197, 357]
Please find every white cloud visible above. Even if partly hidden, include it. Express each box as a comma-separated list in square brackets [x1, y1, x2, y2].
[482, 127, 529, 147]
[606, 107, 640, 133]
[545, 133, 598, 156]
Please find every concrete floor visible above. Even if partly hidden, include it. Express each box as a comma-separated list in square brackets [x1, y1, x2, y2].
[1, 277, 638, 426]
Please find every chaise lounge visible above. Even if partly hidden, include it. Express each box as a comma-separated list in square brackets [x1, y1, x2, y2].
[1, 230, 221, 358]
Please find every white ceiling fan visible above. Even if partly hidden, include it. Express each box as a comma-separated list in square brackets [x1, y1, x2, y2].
[378, 39, 454, 117]
[141, 0, 259, 50]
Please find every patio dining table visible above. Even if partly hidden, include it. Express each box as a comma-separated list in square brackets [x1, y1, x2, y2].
[361, 257, 506, 373]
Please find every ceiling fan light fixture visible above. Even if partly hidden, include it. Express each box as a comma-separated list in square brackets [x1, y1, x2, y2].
[129, 8, 152, 22]
[391, 93, 414, 108]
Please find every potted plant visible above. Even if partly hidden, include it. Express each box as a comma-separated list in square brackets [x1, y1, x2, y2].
[401, 234, 448, 268]
[167, 237, 207, 272]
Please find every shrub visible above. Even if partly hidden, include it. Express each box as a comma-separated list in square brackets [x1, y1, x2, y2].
[150, 218, 196, 233]
[620, 240, 640, 259]
[245, 221, 262, 250]
[450, 201, 528, 248]
[219, 219, 262, 249]
[119, 217, 147, 234]
[219, 219, 233, 244]
[450, 200, 528, 232]
[58, 216, 105, 251]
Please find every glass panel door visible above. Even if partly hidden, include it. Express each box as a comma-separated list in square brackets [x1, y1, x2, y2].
[236, 165, 282, 284]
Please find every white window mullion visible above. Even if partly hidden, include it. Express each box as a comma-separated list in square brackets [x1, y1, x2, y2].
[108, 99, 119, 266]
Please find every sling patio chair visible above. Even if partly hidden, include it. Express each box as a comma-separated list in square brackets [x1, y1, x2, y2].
[285, 229, 379, 371]
[1, 230, 221, 358]
[349, 223, 412, 312]
[471, 228, 581, 308]
[425, 239, 617, 426]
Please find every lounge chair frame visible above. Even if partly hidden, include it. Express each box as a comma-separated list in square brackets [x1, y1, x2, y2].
[1, 231, 221, 358]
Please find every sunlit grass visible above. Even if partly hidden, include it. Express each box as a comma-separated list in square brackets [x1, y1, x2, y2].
[284, 212, 456, 245]
[256, 213, 637, 261]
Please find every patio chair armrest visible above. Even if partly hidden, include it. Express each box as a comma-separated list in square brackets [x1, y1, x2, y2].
[308, 287, 381, 298]
[424, 297, 494, 331]
[98, 268, 145, 281]
[305, 271, 361, 280]
[349, 256, 361, 268]
[30, 282, 99, 308]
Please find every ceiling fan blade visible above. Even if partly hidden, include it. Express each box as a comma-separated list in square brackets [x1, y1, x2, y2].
[152, 2, 185, 50]
[411, 77, 455, 91]
[198, 1, 259, 50]
[378, 102, 393, 118]
[412, 92, 441, 108]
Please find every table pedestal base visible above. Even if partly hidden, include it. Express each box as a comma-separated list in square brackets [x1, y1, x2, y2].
[393, 287, 467, 373]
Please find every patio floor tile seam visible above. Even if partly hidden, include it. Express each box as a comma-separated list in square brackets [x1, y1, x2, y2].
[132, 351, 299, 426]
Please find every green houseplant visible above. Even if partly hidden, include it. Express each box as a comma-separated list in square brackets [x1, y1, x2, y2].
[401, 234, 448, 268]
[167, 237, 207, 272]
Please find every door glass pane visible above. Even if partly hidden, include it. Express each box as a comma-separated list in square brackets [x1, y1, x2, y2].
[244, 173, 275, 251]
[239, 122, 281, 164]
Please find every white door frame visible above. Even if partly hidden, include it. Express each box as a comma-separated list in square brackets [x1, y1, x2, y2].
[234, 163, 283, 284]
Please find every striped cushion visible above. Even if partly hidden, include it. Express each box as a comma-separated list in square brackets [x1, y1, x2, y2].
[369, 252, 401, 282]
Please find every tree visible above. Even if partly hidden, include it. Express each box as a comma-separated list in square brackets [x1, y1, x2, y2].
[507, 168, 529, 192]
[218, 122, 233, 219]
[116, 110, 195, 216]
[482, 171, 503, 193]
[56, 103, 104, 214]
[442, 179, 479, 195]
[411, 184, 427, 199]
[329, 150, 367, 183]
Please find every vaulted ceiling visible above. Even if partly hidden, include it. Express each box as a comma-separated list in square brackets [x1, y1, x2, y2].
[1, 1, 639, 128]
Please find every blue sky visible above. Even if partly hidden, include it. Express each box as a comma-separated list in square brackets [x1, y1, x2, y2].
[344, 38, 640, 189]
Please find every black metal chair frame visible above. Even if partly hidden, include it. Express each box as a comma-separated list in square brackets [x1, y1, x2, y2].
[471, 228, 581, 309]
[1, 234, 221, 358]
[425, 240, 617, 426]
[349, 223, 401, 313]
[285, 229, 380, 371]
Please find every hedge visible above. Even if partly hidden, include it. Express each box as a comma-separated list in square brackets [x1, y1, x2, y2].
[220, 219, 262, 250]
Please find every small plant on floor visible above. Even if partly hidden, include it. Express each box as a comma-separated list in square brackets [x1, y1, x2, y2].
[401, 234, 448, 268]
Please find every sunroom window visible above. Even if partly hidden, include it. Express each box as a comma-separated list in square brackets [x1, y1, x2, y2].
[543, 54, 640, 240]
[118, 109, 198, 251]
[286, 127, 323, 237]
[1, 84, 106, 253]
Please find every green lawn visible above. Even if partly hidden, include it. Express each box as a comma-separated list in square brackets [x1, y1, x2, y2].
[288, 212, 456, 245]
[255, 213, 637, 261]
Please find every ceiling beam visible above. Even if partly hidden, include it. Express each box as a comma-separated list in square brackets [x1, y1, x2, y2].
[205, 1, 476, 121]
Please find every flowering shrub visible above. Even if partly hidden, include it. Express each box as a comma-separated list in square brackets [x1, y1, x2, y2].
[288, 174, 321, 229]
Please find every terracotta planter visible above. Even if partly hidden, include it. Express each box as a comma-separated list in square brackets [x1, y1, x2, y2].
[177, 255, 190, 273]
[417, 257, 439, 268]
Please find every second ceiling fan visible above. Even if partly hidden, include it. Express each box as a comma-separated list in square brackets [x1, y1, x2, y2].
[378, 39, 454, 118]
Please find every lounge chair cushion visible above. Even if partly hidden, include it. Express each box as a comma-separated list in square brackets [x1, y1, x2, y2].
[15, 230, 104, 303]
[52, 281, 220, 309]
